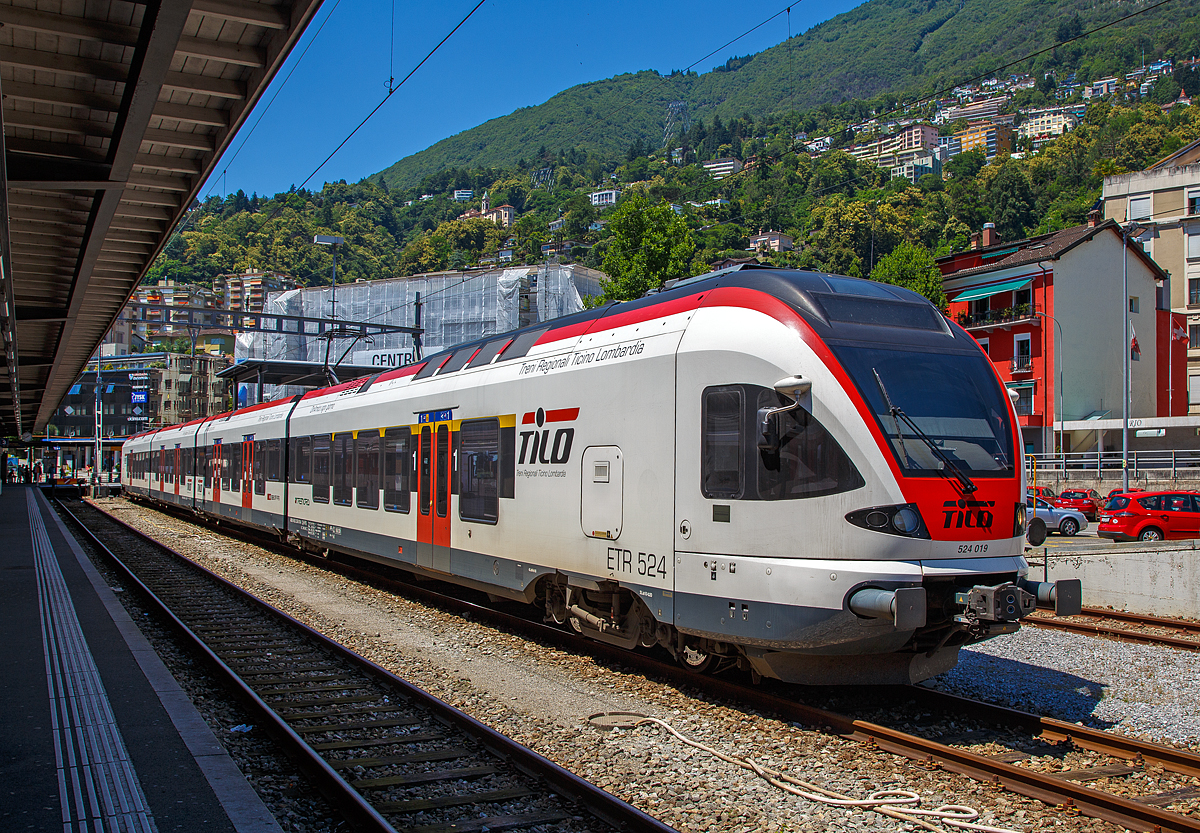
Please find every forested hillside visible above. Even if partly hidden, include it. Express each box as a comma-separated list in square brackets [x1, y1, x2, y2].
[147, 99, 1200, 301]
[368, 0, 1200, 188]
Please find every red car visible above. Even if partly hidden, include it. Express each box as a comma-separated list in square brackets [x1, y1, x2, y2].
[1106, 487, 1144, 501]
[1028, 486, 1056, 499]
[1054, 489, 1103, 520]
[1098, 491, 1200, 542]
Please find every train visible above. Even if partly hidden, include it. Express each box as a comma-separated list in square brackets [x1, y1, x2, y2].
[121, 265, 1080, 685]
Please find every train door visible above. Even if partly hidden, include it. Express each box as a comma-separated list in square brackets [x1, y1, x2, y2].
[174, 446, 181, 496]
[416, 422, 453, 571]
[212, 441, 221, 504]
[158, 447, 166, 493]
[241, 439, 253, 509]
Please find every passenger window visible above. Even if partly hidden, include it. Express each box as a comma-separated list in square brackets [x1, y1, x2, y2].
[419, 427, 432, 515]
[756, 389, 865, 499]
[702, 387, 745, 498]
[333, 435, 353, 506]
[1138, 495, 1161, 511]
[227, 444, 240, 493]
[1166, 494, 1192, 512]
[253, 440, 266, 495]
[466, 337, 512, 368]
[356, 434, 380, 509]
[383, 427, 411, 513]
[460, 419, 499, 523]
[293, 437, 311, 484]
[266, 439, 281, 482]
[436, 426, 450, 518]
[312, 435, 331, 503]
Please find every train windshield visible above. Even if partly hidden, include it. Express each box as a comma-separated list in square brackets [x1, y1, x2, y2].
[831, 344, 1014, 477]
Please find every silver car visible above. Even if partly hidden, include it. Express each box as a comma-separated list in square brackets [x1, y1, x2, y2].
[1026, 495, 1087, 536]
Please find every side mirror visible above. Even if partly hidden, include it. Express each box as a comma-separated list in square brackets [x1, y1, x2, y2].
[774, 375, 812, 399]
[759, 376, 812, 451]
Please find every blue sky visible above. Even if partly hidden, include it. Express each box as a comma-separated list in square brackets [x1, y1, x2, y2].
[206, 0, 865, 200]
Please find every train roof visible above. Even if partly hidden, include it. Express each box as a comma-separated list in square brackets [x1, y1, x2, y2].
[124, 267, 972, 441]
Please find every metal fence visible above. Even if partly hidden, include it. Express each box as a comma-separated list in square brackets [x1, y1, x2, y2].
[1027, 450, 1200, 478]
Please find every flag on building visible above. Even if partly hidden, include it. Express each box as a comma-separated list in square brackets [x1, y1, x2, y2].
[1131, 323, 1142, 360]
[1173, 320, 1190, 347]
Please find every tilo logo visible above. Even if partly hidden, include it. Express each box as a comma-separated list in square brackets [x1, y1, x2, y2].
[519, 407, 578, 464]
[942, 498, 995, 529]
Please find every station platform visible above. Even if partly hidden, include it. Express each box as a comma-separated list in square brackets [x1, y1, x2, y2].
[0, 485, 282, 833]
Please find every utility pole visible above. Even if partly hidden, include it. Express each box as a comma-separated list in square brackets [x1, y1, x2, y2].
[93, 360, 102, 492]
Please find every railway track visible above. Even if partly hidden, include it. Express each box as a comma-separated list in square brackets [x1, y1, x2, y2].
[96, 496, 1200, 833]
[1024, 608, 1200, 652]
[56, 499, 674, 833]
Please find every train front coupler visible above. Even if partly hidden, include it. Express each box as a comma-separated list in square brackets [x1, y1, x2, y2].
[952, 582, 1036, 638]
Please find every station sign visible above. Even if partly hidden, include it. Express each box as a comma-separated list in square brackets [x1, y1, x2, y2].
[352, 348, 418, 368]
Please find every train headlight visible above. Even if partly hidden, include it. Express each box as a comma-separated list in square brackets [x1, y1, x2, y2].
[845, 504, 929, 539]
[1013, 502, 1026, 537]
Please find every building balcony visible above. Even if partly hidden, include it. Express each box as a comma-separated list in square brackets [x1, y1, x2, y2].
[1010, 355, 1034, 373]
[957, 304, 1037, 331]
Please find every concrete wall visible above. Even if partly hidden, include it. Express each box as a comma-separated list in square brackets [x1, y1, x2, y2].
[1035, 543, 1200, 618]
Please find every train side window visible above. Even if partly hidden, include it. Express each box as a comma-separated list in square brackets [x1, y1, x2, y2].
[266, 439, 282, 482]
[203, 445, 213, 489]
[253, 440, 266, 495]
[356, 433, 380, 509]
[293, 437, 311, 484]
[312, 435, 331, 503]
[419, 427, 431, 515]
[383, 428, 410, 513]
[436, 426, 450, 517]
[333, 435, 353, 506]
[755, 389, 864, 499]
[459, 419, 499, 523]
[227, 443, 240, 492]
[701, 387, 745, 499]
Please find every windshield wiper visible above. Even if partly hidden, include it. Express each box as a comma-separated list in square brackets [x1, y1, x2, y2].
[873, 369, 977, 494]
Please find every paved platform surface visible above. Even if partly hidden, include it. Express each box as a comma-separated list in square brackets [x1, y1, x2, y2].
[0, 485, 281, 833]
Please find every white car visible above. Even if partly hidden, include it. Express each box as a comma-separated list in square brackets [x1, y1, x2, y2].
[1027, 496, 1088, 537]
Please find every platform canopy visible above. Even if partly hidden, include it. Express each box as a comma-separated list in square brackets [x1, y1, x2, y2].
[0, 0, 324, 437]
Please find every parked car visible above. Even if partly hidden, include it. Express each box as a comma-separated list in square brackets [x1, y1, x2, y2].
[1028, 486, 1057, 499]
[1098, 491, 1200, 542]
[1106, 487, 1144, 502]
[1054, 488, 1103, 520]
[1027, 496, 1087, 537]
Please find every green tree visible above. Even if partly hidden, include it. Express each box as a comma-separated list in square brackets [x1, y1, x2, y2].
[600, 192, 696, 300]
[869, 241, 946, 310]
[985, 159, 1035, 242]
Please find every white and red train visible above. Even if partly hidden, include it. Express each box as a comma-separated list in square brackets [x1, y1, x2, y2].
[122, 265, 1078, 685]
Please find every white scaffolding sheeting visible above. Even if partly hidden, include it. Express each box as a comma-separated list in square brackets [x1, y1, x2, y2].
[235, 263, 606, 371]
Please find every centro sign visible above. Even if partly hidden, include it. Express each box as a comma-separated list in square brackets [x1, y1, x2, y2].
[352, 349, 417, 368]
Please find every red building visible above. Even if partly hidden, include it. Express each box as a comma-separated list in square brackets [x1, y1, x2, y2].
[938, 215, 1185, 456]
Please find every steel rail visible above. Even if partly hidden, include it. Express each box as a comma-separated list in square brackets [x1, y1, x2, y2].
[64, 500, 676, 833]
[1025, 609, 1200, 652]
[899, 686, 1200, 779]
[103, 497, 1200, 833]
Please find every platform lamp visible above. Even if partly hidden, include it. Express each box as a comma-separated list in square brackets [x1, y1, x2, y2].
[1121, 218, 1157, 493]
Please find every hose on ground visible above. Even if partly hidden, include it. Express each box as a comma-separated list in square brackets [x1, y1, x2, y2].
[593, 713, 1021, 833]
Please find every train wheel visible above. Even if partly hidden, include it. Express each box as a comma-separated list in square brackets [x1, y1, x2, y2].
[678, 644, 716, 674]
